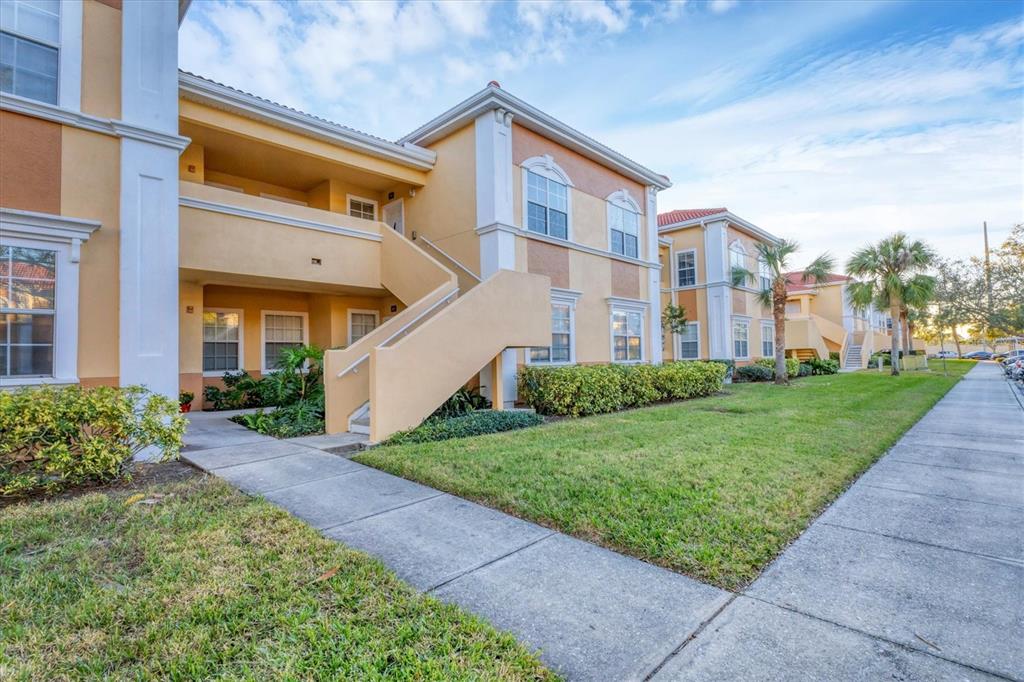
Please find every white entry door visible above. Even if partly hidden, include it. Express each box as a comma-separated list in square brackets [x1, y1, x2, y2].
[382, 198, 404, 235]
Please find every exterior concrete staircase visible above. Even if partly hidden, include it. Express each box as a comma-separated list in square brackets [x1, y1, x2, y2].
[844, 344, 863, 369]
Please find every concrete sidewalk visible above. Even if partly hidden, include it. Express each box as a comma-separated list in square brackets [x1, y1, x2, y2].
[654, 362, 1023, 681]
[183, 363, 1022, 681]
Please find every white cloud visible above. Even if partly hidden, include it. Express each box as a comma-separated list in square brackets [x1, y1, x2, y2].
[708, 0, 737, 14]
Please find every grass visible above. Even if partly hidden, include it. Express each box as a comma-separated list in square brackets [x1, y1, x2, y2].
[0, 476, 555, 681]
[357, 359, 975, 590]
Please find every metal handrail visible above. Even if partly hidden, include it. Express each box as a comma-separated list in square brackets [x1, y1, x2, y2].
[415, 234, 482, 283]
[336, 288, 459, 377]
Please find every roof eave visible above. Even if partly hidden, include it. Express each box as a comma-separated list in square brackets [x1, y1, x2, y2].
[178, 72, 437, 172]
[399, 87, 671, 190]
[659, 211, 782, 245]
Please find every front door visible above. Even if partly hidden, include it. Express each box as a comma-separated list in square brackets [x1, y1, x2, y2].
[382, 198, 404, 235]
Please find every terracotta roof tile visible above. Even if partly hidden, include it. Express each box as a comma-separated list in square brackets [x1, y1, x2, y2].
[657, 208, 728, 227]
[784, 271, 850, 292]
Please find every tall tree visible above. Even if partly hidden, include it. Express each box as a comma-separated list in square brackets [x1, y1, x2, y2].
[846, 233, 936, 376]
[738, 239, 833, 386]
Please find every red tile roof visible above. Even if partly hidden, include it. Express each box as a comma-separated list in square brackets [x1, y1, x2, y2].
[657, 208, 728, 227]
[784, 271, 850, 292]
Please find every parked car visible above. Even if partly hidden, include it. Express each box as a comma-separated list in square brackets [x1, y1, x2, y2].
[994, 349, 1024, 362]
[963, 350, 994, 360]
[931, 350, 959, 359]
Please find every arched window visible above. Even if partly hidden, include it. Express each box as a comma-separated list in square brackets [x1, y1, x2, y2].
[606, 190, 641, 258]
[522, 155, 573, 240]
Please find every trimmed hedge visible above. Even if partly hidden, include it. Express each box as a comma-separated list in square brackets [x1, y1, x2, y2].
[754, 357, 800, 378]
[518, 361, 726, 417]
[736, 364, 774, 382]
[384, 410, 543, 445]
[806, 358, 840, 375]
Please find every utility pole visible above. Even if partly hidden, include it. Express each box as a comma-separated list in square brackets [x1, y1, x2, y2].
[983, 221, 992, 353]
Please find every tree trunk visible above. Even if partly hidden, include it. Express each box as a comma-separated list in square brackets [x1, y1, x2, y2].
[951, 326, 962, 357]
[901, 312, 911, 356]
[774, 282, 788, 385]
[890, 301, 902, 376]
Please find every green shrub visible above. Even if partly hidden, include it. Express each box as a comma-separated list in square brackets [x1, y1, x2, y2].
[518, 361, 725, 416]
[0, 385, 185, 497]
[231, 398, 325, 438]
[709, 358, 735, 381]
[829, 351, 841, 361]
[430, 387, 491, 420]
[228, 346, 328, 437]
[798, 362, 813, 377]
[753, 356, 798, 376]
[736, 364, 774, 382]
[807, 357, 840, 375]
[384, 410, 543, 445]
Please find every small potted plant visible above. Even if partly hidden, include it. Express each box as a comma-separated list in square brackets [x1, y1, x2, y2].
[179, 391, 195, 413]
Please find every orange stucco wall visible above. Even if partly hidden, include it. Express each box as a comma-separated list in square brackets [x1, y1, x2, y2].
[0, 112, 61, 214]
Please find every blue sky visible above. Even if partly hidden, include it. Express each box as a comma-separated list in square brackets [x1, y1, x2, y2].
[180, 0, 1023, 267]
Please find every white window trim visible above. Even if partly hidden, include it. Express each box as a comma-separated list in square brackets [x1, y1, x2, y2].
[521, 154, 574, 242]
[202, 307, 244, 377]
[761, 320, 775, 358]
[732, 316, 751, 360]
[0, 208, 99, 385]
[260, 310, 309, 374]
[527, 287, 581, 366]
[1, 0, 81, 109]
[606, 189, 642, 259]
[347, 194, 378, 221]
[675, 320, 701, 361]
[675, 248, 698, 288]
[607, 297, 648, 364]
[347, 308, 380, 346]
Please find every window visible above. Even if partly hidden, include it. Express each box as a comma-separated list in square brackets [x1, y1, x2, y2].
[348, 310, 378, 345]
[678, 322, 699, 359]
[526, 170, 568, 239]
[612, 309, 644, 362]
[785, 301, 801, 315]
[262, 312, 306, 372]
[202, 310, 241, 374]
[733, 319, 750, 359]
[730, 245, 745, 271]
[348, 196, 376, 221]
[0, 245, 55, 377]
[676, 250, 696, 287]
[609, 204, 639, 258]
[530, 303, 573, 364]
[758, 259, 772, 292]
[761, 322, 774, 358]
[1, 1, 59, 105]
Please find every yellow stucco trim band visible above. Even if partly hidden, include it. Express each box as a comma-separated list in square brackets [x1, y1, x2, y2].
[1, 93, 190, 151]
[179, 196, 383, 242]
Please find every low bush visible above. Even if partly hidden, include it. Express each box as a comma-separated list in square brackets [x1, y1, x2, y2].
[806, 357, 840, 375]
[798, 362, 813, 377]
[384, 410, 543, 445]
[228, 346, 328, 437]
[754, 357, 800, 378]
[0, 385, 185, 497]
[709, 358, 736, 381]
[430, 387, 491, 420]
[829, 351, 841, 361]
[231, 398, 325, 438]
[736, 364, 774, 382]
[518, 361, 726, 416]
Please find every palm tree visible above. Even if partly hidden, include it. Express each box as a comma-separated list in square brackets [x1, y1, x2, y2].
[846, 233, 936, 376]
[737, 239, 834, 385]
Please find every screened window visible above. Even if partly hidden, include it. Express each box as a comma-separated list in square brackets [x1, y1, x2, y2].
[761, 323, 774, 358]
[526, 170, 568, 239]
[612, 309, 643, 362]
[349, 312, 378, 344]
[348, 198, 376, 220]
[263, 313, 305, 371]
[1, 0, 60, 105]
[530, 303, 572, 364]
[0, 245, 56, 377]
[677, 250, 696, 287]
[678, 322, 699, 359]
[733, 319, 750, 359]
[203, 311, 241, 373]
[609, 204, 639, 258]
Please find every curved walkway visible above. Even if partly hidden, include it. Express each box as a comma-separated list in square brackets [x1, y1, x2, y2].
[183, 363, 1022, 681]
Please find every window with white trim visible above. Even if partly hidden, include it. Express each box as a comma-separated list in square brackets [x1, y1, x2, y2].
[349, 311, 378, 344]
[263, 312, 306, 371]
[348, 197, 376, 221]
[761, 322, 774, 358]
[612, 309, 644, 362]
[526, 170, 568, 239]
[733, 319, 750, 359]
[678, 322, 699, 360]
[530, 303, 573, 364]
[609, 204, 639, 258]
[758, 258, 772, 292]
[0, 245, 55, 377]
[202, 310, 241, 373]
[676, 250, 696, 287]
[1, 0, 59, 105]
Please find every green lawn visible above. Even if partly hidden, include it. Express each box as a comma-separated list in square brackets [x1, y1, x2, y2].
[0, 476, 554, 681]
[358, 360, 974, 590]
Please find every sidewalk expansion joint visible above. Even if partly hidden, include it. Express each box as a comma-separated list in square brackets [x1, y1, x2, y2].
[862, 483, 1024, 511]
[317, 492, 449, 533]
[641, 593, 739, 681]
[256, 468, 365, 495]
[425, 531, 558, 593]
[819, 521, 1023, 567]
[886, 457, 1023, 477]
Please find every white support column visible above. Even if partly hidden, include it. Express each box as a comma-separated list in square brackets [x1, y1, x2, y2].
[704, 219, 733, 359]
[118, 0, 180, 399]
[645, 186, 663, 364]
[475, 107, 518, 407]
